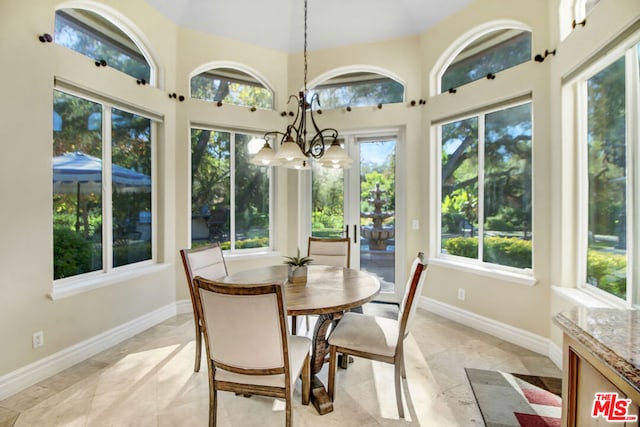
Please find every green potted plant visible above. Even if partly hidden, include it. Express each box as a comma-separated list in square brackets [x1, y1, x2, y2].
[283, 249, 313, 284]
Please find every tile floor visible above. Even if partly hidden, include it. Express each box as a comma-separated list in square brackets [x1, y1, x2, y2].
[0, 304, 561, 426]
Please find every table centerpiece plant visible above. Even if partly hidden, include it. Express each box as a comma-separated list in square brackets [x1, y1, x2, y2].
[283, 249, 313, 284]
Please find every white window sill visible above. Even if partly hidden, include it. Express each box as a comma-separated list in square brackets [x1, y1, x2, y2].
[50, 263, 171, 300]
[428, 256, 537, 286]
[224, 250, 282, 262]
[552, 286, 629, 309]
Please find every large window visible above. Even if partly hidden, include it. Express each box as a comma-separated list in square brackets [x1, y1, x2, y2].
[579, 41, 640, 304]
[190, 68, 273, 109]
[53, 90, 153, 280]
[308, 72, 404, 110]
[441, 29, 531, 92]
[440, 102, 532, 270]
[54, 9, 151, 82]
[191, 128, 272, 251]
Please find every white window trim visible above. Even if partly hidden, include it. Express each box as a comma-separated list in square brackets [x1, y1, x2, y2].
[568, 33, 640, 308]
[573, 35, 640, 307]
[52, 85, 159, 296]
[435, 99, 534, 276]
[188, 125, 276, 254]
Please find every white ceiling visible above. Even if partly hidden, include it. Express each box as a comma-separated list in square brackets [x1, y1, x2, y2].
[143, 0, 474, 53]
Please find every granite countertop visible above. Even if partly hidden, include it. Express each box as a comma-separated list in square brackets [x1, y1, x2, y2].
[554, 307, 640, 394]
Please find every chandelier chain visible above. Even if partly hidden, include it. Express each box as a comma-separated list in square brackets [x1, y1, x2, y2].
[304, 0, 308, 93]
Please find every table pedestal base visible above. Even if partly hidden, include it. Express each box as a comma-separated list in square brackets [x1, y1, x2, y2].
[307, 312, 342, 415]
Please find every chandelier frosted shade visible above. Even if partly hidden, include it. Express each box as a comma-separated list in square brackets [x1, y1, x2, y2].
[249, 140, 282, 166]
[317, 140, 353, 168]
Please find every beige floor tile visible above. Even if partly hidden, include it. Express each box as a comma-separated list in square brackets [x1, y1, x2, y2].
[4, 304, 561, 426]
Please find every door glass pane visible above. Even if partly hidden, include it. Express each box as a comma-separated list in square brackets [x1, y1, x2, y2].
[441, 117, 479, 259]
[312, 158, 344, 238]
[586, 57, 627, 299]
[360, 140, 396, 293]
[52, 91, 103, 279]
[483, 103, 532, 268]
[111, 108, 152, 267]
[191, 129, 231, 247]
[235, 133, 270, 248]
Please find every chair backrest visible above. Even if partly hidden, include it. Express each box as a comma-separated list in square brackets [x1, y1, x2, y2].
[398, 252, 428, 341]
[193, 277, 290, 376]
[307, 237, 350, 268]
[180, 243, 228, 319]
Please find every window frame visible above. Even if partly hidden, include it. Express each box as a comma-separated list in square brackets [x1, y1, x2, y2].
[51, 85, 159, 299]
[189, 67, 275, 110]
[435, 99, 535, 282]
[189, 125, 276, 255]
[574, 34, 640, 307]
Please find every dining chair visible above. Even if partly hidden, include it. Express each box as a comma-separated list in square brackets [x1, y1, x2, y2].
[307, 236, 350, 268]
[180, 243, 228, 372]
[291, 236, 352, 335]
[193, 276, 311, 427]
[327, 252, 428, 418]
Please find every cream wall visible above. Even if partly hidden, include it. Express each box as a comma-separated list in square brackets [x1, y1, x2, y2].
[1, 0, 638, 390]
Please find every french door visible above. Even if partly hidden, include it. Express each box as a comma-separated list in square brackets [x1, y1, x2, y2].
[306, 132, 403, 303]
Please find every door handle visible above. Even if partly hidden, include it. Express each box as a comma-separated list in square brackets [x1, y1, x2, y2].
[345, 224, 349, 240]
[353, 225, 357, 244]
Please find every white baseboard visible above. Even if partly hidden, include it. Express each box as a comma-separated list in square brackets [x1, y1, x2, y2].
[0, 302, 180, 401]
[176, 299, 193, 315]
[420, 297, 563, 370]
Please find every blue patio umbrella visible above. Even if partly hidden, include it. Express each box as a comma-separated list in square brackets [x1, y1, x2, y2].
[53, 151, 151, 231]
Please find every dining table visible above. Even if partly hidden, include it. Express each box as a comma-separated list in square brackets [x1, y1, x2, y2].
[222, 264, 381, 415]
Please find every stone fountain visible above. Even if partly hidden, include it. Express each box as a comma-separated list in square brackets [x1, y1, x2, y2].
[360, 183, 395, 250]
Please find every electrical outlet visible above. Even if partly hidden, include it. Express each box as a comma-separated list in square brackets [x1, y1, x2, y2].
[32, 331, 44, 349]
[457, 288, 465, 301]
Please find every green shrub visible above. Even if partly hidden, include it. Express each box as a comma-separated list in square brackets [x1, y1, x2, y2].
[443, 237, 478, 259]
[53, 227, 93, 279]
[483, 236, 532, 269]
[444, 236, 532, 269]
[587, 250, 626, 299]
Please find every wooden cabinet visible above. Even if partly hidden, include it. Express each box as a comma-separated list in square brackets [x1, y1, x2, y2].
[563, 335, 639, 426]
[555, 308, 640, 427]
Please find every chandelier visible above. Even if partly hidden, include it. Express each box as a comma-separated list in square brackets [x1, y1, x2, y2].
[249, 0, 352, 170]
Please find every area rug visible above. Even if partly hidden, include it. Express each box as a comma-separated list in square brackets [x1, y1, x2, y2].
[465, 368, 562, 427]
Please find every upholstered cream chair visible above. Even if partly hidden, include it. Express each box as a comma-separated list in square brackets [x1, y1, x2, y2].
[291, 237, 352, 335]
[180, 243, 228, 372]
[327, 252, 428, 418]
[307, 237, 350, 268]
[193, 277, 311, 427]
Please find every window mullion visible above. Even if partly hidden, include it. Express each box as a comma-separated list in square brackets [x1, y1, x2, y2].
[103, 105, 113, 272]
[477, 116, 485, 263]
[230, 132, 236, 251]
[626, 46, 639, 306]
[576, 80, 589, 287]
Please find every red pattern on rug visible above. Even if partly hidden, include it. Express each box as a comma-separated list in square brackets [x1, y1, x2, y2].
[514, 412, 561, 427]
[523, 388, 562, 407]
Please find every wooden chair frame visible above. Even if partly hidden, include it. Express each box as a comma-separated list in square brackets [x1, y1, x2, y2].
[193, 277, 310, 427]
[180, 243, 227, 372]
[327, 252, 427, 418]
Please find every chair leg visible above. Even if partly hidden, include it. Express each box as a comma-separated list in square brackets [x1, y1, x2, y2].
[285, 396, 292, 427]
[210, 387, 217, 427]
[194, 323, 202, 372]
[291, 315, 298, 335]
[328, 346, 337, 401]
[301, 353, 310, 405]
[394, 359, 404, 418]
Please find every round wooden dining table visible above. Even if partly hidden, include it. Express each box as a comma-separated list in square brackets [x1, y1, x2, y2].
[222, 264, 380, 415]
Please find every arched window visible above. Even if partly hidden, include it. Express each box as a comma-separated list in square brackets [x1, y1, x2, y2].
[190, 67, 274, 110]
[308, 72, 404, 110]
[574, 0, 600, 23]
[441, 28, 531, 92]
[54, 8, 151, 82]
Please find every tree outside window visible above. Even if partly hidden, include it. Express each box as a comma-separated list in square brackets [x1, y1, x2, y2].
[191, 128, 271, 251]
[441, 103, 532, 269]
